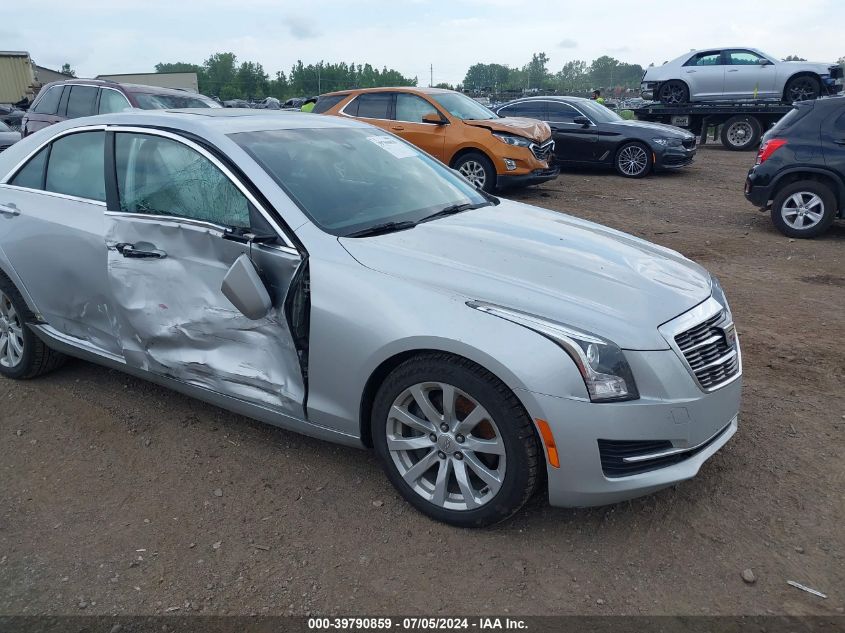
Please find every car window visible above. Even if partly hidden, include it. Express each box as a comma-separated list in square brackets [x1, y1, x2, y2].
[32, 86, 63, 115]
[313, 94, 348, 114]
[727, 50, 766, 65]
[8, 147, 49, 189]
[498, 102, 545, 120]
[546, 102, 582, 122]
[132, 93, 217, 109]
[348, 93, 392, 119]
[685, 51, 723, 67]
[430, 92, 497, 120]
[395, 93, 440, 123]
[45, 131, 106, 201]
[65, 85, 99, 119]
[115, 132, 250, 228]
[99, 89, 132, 114]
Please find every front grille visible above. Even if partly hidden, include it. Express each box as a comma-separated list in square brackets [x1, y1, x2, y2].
[598, 423, 731, 478]
[675, 312, 739, 390]
[531, 140, 554, 161]
[682, 137, 696, 149]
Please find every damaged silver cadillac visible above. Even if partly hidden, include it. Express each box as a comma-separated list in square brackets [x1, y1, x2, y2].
[0, 110, 741, 527]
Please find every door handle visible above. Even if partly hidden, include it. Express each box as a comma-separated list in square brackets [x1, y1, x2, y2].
[685, 69, 696, 73]
[0, 203, 20, 217]
[115, 242, 166, 259]
[727, 69, 739, 72]
[391, 125, 405, 131]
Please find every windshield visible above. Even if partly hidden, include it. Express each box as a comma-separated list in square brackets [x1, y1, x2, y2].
[232, 127, 489, 236]
[578, 100, 623, 123]
[430, 93, 498, 121]
[133, 93, 219, 109]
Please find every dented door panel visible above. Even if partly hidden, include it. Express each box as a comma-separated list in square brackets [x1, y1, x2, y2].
[104, 212, 306, 418]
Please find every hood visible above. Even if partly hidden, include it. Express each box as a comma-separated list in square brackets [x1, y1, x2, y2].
[463, 117, 551, 143]
[606, 119, 693, 138]
[340, 200, 712, 350]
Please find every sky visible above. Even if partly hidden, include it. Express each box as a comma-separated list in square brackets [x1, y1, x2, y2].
[3, 0, 843, 88]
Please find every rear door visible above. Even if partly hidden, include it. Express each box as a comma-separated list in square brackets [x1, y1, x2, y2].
[64, 85, 99, 120]
[104, 129, 306, 418]
[341, 93, 393, 131]
[22, 85, 65, 136]
[0, 127, 122, 355]
[724, 49, 777, 99]
[389, 92, 448, 161]
[682, 51, 726, 99]
[545, 101, 599, 162]
[823, 108, 845, 171]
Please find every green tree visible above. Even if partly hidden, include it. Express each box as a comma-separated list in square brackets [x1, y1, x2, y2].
[523, 52, 551, 90]
[783, 55, 807, 61]
[60, 63, 76, 77]
[203, 52, 239, 97]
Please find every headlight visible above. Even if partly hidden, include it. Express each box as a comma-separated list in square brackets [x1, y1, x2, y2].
[468, 302, 639, 402]
[493, 133, 532, 147]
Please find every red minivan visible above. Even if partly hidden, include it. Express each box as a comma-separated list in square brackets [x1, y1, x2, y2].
[21, 79, 220, 137]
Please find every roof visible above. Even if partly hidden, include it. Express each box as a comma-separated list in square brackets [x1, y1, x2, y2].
[37, 78, 208, 97]
[321, 86, 453, 97]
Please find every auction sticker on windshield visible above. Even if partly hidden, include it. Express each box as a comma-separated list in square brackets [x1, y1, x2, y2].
[367, 135, 418, 158]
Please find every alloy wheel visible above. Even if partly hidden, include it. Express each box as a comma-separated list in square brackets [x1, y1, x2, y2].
[659, 83, 686, 104]
[617, 145, 648, 176]
[386, 382, 506, 511]
[0, 290, 25, 368]
[781, 191, 824, 230]
[458, 161, 487, 189]
[788, 78, 817, 102]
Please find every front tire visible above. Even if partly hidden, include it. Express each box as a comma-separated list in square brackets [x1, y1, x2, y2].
[453, 152, 496, 193]
[0, 277, 66, 379]
[720, 115, 762, 151]
[784, 75, 821, 102]
[658, 80, 689, 105]
[771, 180, 836, 238]
[371, 353, 540, 527]
[615, 142, 653, 178]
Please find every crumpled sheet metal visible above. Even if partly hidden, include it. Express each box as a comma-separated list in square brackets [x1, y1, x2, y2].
[105, 216, 305, 414]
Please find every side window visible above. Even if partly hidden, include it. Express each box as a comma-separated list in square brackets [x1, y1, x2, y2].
[499, 101, 545, 120]
[45, 131, 106, 201]
[312, 94, 348, 114]
[99, 89, 131, 114]
[32, 86, 63, 115]
[395, 93, 439, 123]
[727, 50, 765, 65]
[8, 147, 49, 190]
[685, 51, 723, 67]
[546, 102, 582, 123]
[351, 93, 391, 119]
[65, 85, 99, 119]
[115, 132, 250, 229]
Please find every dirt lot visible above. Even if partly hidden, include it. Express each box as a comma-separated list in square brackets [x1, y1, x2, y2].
[1, 146, 843, 617]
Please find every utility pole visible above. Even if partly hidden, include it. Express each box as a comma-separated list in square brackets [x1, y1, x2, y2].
[430, 64, 433, 88]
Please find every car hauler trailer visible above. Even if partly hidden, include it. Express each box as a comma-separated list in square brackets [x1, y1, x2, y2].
[633, 101, 795, 151]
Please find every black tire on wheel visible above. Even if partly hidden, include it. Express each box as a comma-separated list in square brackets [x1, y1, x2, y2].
[0, 275, 66, 379]
[770, 180, 837, 238]
[614, 141, 653, 178]
[452, 152, 496, 193]
[371, 352, 541, 528]
[720, 115, 763, 151]
[784, 75, 821, 103]
[658, 80, 689, 105]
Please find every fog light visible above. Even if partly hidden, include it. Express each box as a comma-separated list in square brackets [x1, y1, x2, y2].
[504, 158, 516, 171]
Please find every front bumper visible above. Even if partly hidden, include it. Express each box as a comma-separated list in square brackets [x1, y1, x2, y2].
[654, 144, 697, 171]
[517, 348, 742, 507]
[496, 166, 560, 189]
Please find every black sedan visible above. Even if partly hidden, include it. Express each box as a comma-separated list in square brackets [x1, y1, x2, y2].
[495, 96, 696, 178]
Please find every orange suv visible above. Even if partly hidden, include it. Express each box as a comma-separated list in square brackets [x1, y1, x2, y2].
[316, 87, 558, 192]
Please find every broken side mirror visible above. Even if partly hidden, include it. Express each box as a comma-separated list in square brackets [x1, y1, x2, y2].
[221, 254, 272, 320]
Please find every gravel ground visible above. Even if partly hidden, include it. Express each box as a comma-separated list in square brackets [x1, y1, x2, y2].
[1, 146, 843, 617]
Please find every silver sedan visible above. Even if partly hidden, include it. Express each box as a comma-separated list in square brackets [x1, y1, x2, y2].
[0, 110, 741, 526]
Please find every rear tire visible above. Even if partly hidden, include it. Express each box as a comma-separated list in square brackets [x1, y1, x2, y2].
[784, 75, 821, 102]
[771, 180, 836, 238]
[453, 152, 496, 193]
[658, 80, 689, 105]
[0, 277, 66, 379]
[720, 115, 763, 151]
[371, 353, 540, 527]
[615, 142, 653, 178]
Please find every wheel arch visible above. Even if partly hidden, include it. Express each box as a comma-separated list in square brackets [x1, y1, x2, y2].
[770, 167, 845, 214]
[448, 146, 497, 171]
[782, 71, 822, 101]
[658, 78, 691, 100]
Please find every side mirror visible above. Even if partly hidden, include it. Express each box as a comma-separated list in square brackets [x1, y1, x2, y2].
[573, 116, 591, 126]
[758, 58, 773, 66]
[221, 254, 272, 320]
[422, 112, 447, 125]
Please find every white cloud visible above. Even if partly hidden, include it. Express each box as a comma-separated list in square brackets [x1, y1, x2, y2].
[558, 38, 578, 49]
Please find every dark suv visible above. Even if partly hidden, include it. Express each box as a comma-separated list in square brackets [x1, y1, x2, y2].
[21, 79, 220, 137]
[745, 95, 845, 238]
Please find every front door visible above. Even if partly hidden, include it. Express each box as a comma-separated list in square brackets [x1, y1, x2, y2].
[104, 129, 306, 418]
[389, 93, 448, 162]
[723, 50, 777, 99]
[546, 101, 599, 163]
